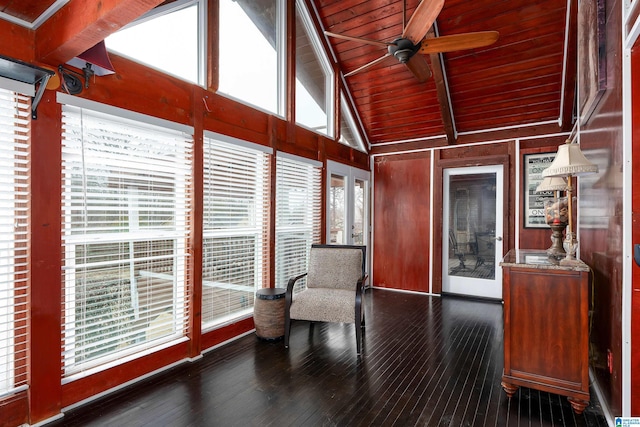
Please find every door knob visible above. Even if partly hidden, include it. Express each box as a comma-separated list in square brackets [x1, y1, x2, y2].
[495, 236, 503, 241]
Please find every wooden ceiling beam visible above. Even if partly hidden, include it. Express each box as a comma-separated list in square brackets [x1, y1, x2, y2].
[426, 28, 456, 145]
[35, 0, 166, 65]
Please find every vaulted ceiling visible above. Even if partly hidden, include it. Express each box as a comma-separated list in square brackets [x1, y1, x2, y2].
[0, 0, 576, 151]
[317, 0, 576, 150]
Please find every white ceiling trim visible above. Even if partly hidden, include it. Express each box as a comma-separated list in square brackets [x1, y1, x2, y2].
[0, 0, 69, 29]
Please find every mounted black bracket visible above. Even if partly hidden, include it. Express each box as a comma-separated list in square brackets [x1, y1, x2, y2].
[0, 54, 54, 119]
[634, 244, 640, 267]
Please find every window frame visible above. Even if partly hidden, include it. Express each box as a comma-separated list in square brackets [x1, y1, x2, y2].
[58, 93, 193, 379]
[217, 0, 287, 117]
[294, 0, 335, 137]
[106, 0, 207, 86]
[274, 151, 322, 290]
[339, 92, 367, 152]
[201, 131, 272, 329]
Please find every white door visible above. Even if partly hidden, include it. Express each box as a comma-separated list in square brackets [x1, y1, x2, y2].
[442, 165, 503, 299]
[327, 161, 369, 247]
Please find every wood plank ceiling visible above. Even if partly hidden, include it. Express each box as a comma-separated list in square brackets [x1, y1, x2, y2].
[0, 0, 575, 150]
[316, 0, 575, 148]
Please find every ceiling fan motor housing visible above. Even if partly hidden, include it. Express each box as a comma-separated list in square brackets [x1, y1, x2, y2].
[388, 38, 419, 63]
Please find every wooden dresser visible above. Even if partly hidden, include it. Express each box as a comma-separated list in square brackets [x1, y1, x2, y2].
[500, 249, 590, 414]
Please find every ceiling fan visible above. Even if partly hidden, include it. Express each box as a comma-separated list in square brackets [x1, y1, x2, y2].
[325, 0, 499, 82]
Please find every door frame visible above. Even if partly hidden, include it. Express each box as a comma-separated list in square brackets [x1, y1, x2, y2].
[326, 160, 371, 264]
[433, 154, 510, 295]
[442, 164, 504, 299]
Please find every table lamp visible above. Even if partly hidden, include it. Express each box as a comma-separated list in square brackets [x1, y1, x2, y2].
[542, 139, 598, 266]
[536, 176, 568, 258]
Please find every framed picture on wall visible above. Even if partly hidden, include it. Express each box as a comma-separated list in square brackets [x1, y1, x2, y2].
[578, 0, 607, 124]
[523, 152, 556, 228]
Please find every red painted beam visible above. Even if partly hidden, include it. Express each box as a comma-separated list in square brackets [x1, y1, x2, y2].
[35, 0, 165, 65]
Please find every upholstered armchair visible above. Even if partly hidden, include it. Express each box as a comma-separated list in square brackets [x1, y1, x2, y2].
[284, 244, 368, 354]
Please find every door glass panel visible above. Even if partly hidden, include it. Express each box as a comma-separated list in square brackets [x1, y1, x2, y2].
[447, 173, 497, 280]
[353, 179, 365, 245]
[329, 174, 346, 243]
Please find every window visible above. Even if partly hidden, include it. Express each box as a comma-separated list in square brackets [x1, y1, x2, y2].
[60, 95, 192, 377]
[275, 153, 322, 289]
[0, 88, 29, 395]
[218, 0, 285, 116]
[339, 93, 366, 152]
[106, 0, 205, 85]
[295, 0, 333, 136]
[202, 133, 271, 328]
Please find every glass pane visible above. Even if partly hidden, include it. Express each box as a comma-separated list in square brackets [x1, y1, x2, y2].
[202, 236, 257, 325]
[353, 179, 366, 245]
[295, 5, 329, 135]
[67, 239, 181, 368]
[106, 4, 200, 84]
[218, 0, 280, 114]
[447, 173, 496, 280]
[339, 94, 364, 151]
[329, 174, 346, 244]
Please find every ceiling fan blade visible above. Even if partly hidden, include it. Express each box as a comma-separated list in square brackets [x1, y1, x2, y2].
[402, 0, 445, 43]
[344, 52, 391, 77]
[344, 53, 393, 77]
[324, 31, 392, 48]
[404, 53, 431, 83]
[419, 31, 500, 54]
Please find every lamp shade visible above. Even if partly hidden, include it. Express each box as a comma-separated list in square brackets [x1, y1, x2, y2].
[66, 41, 115, 76]
[536, 176, 567, 192]
[542, 142, 598, 177]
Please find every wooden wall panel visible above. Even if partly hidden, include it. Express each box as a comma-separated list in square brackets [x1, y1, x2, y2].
[373, 153, 431, 293]
[29, 90, 63, 424]
[61, 342, 189, 407]
[78, 54, 194, 126]
[0, 392, 28, 427]
[0, 19, 34, 62]
[577, 0, 624, 416]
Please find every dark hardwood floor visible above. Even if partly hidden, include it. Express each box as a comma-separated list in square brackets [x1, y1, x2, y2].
[49, 289, 608, 426]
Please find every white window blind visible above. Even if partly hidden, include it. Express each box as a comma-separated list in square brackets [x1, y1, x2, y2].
[61, 103, 192, 377]
[0, 89, 30, 395]
[275, 153, 322, 289]
[202, 134, 271, 328]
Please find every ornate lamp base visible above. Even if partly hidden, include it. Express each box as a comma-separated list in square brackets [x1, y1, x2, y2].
[560, 232, 581, 266]
[546, 223, 567, 258]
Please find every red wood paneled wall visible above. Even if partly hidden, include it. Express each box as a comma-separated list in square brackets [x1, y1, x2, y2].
[373, 153, 431, 293]
[372, 139, 562, 295]
[577, 0, 624, 416]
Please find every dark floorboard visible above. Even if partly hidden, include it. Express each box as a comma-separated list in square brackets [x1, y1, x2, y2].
[49, 289, 608, 427]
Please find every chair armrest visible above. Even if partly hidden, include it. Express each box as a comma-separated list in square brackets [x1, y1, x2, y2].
[356, 274, 369, 297]
[286, 272, 308, 303]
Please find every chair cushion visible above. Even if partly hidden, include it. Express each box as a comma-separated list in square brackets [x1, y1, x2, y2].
[289, 288, 356, 324]
[307, 247, 362, 290]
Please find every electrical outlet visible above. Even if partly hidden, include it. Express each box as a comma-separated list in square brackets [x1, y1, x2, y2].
[607, 349, 613, 374]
